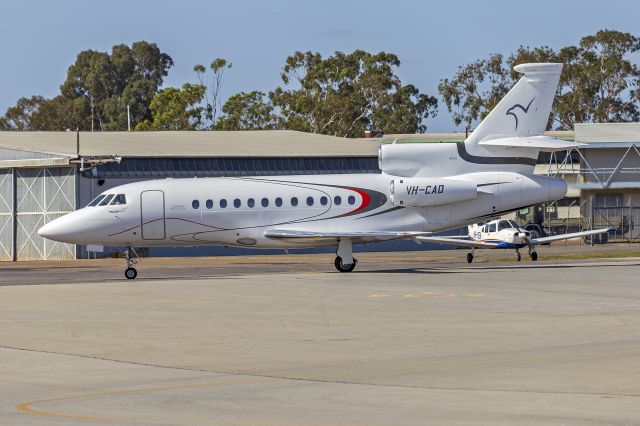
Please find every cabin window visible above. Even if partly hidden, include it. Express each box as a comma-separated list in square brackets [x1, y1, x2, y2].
[320, 196, 328, 206]
[488, 223, 497, 232]
[261, 198, 269, 207]
[220, 199, 227, 208]
[99, 194, 115, 206]
[111, 194, 127, 205]
[275, 197, 283, 207]
[192, 200, 200, 209]
[247, 198, 255, 208]
[88, 194, 106, 207]
[348, 195, 356, 205]
[234, 198, 241, 208]
[291, 197, 298, 207]
[334, 196, 341, 205]
[206, 199, 213, 209]
[306, 196, 314, 206]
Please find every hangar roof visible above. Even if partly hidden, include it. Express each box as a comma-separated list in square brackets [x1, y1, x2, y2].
[575, 123, 640, 148]
[0, 130, 382, 158]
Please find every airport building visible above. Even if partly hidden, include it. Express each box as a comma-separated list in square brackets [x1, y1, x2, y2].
[0, 124, 638, 261]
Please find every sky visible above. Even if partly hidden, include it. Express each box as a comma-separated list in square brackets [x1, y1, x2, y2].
[1, 0, 639, 132]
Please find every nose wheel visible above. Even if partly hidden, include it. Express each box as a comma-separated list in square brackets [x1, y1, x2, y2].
[124, 247, 139, 280]
[125, 267, 138, 279]
[515, 249, 522, 262]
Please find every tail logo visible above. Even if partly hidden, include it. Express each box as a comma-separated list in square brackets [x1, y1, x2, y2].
[506, 98, 535, 130]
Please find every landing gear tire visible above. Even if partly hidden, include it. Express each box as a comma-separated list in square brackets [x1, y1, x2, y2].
[125, 267, 138, 280]
[515, 252, 522, 262]
[123, 247, 139, 279]
[466, 253, 474, 263]
[334, 256, 357, 273]
[530, 251, 538, 261]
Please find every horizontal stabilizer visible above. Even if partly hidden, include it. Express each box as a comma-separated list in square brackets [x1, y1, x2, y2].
[479, 136, 585, 152]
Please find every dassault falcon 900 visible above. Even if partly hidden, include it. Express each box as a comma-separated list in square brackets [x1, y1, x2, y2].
[39, 63, 576, 279]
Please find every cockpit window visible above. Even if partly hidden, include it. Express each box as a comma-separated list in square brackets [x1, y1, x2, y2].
[110, 194, 126, 205]
[99, 194, 115, 206]
[88, 194, 107, 207]
[508, 220, 520, 229]
[498, 221, 511, 231]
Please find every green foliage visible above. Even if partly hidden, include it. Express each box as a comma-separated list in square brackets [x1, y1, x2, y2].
[439, 29, 640, 130]
[60, 41, 173, 130]
[215, 91, 276, 130]
[135, 84, 206, 130]
[438, 53, 510, 128]
[1, 41, 173, 131]
[194, 58, 233, 127]
[0, 96, 45, 130]
[268, 50, 437, 137]
[0, 95, 91, 131]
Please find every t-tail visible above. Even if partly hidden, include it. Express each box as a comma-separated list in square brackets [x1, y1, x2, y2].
[462, 63, 575, 168]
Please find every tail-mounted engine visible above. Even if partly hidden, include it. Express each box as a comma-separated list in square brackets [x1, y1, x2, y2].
[389, 178, 477, 207]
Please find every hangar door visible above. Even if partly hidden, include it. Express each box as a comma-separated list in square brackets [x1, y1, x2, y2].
[15, 167, 76, 260]
[0, 170, 13, 261]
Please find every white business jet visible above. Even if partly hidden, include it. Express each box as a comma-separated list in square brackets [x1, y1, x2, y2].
[418, 218, 613, 263]
[39, 63, 575, 279]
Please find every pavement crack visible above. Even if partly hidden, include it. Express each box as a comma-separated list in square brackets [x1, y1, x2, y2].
[2, 344, 639, 399]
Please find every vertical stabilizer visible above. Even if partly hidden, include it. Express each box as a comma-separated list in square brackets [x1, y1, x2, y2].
[466, 63, 562, 146]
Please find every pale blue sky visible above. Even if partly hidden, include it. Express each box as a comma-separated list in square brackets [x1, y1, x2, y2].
[1, 0, 639, 132]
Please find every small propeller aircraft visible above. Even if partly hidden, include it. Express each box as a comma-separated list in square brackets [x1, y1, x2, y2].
[416, 219, 614, 263]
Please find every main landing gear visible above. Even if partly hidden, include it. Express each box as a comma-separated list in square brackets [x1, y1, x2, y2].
[334, 237, 357, 273]
[124, 247, 139, 279]
[529, 249, 538, 261]
[335, 256, 357, 273]
[467, 248, 475, 263]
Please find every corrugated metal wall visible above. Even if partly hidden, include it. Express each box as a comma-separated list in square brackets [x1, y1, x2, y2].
[14, 167, 76, 260]
[0, 169, 12, 261]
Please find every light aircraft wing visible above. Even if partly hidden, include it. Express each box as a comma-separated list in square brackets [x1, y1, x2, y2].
[264, 229, 428, 243]
[531, 227, 614, 245]
[415, 236, 500, 249]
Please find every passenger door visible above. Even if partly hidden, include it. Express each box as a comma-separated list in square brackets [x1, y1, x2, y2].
[140, 190, 166, 240]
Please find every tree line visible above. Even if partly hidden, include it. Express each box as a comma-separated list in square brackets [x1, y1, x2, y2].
[1, 30, 639, 136]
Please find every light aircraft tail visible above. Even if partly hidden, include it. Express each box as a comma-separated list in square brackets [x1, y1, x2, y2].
[465, 63, 563, 150]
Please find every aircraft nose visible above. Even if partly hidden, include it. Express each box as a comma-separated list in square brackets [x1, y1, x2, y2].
[38, 213, 83, 243]
[37, 221, 55, 238]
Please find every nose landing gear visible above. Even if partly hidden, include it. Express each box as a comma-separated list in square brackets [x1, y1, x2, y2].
[515, 249, 522, 262]
[124, 247, 139, 279]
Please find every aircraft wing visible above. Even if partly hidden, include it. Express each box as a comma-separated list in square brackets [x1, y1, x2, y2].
[415, 236, 500, 249]
[531, 227, 615, 245]
[264, 229, 428, 243]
